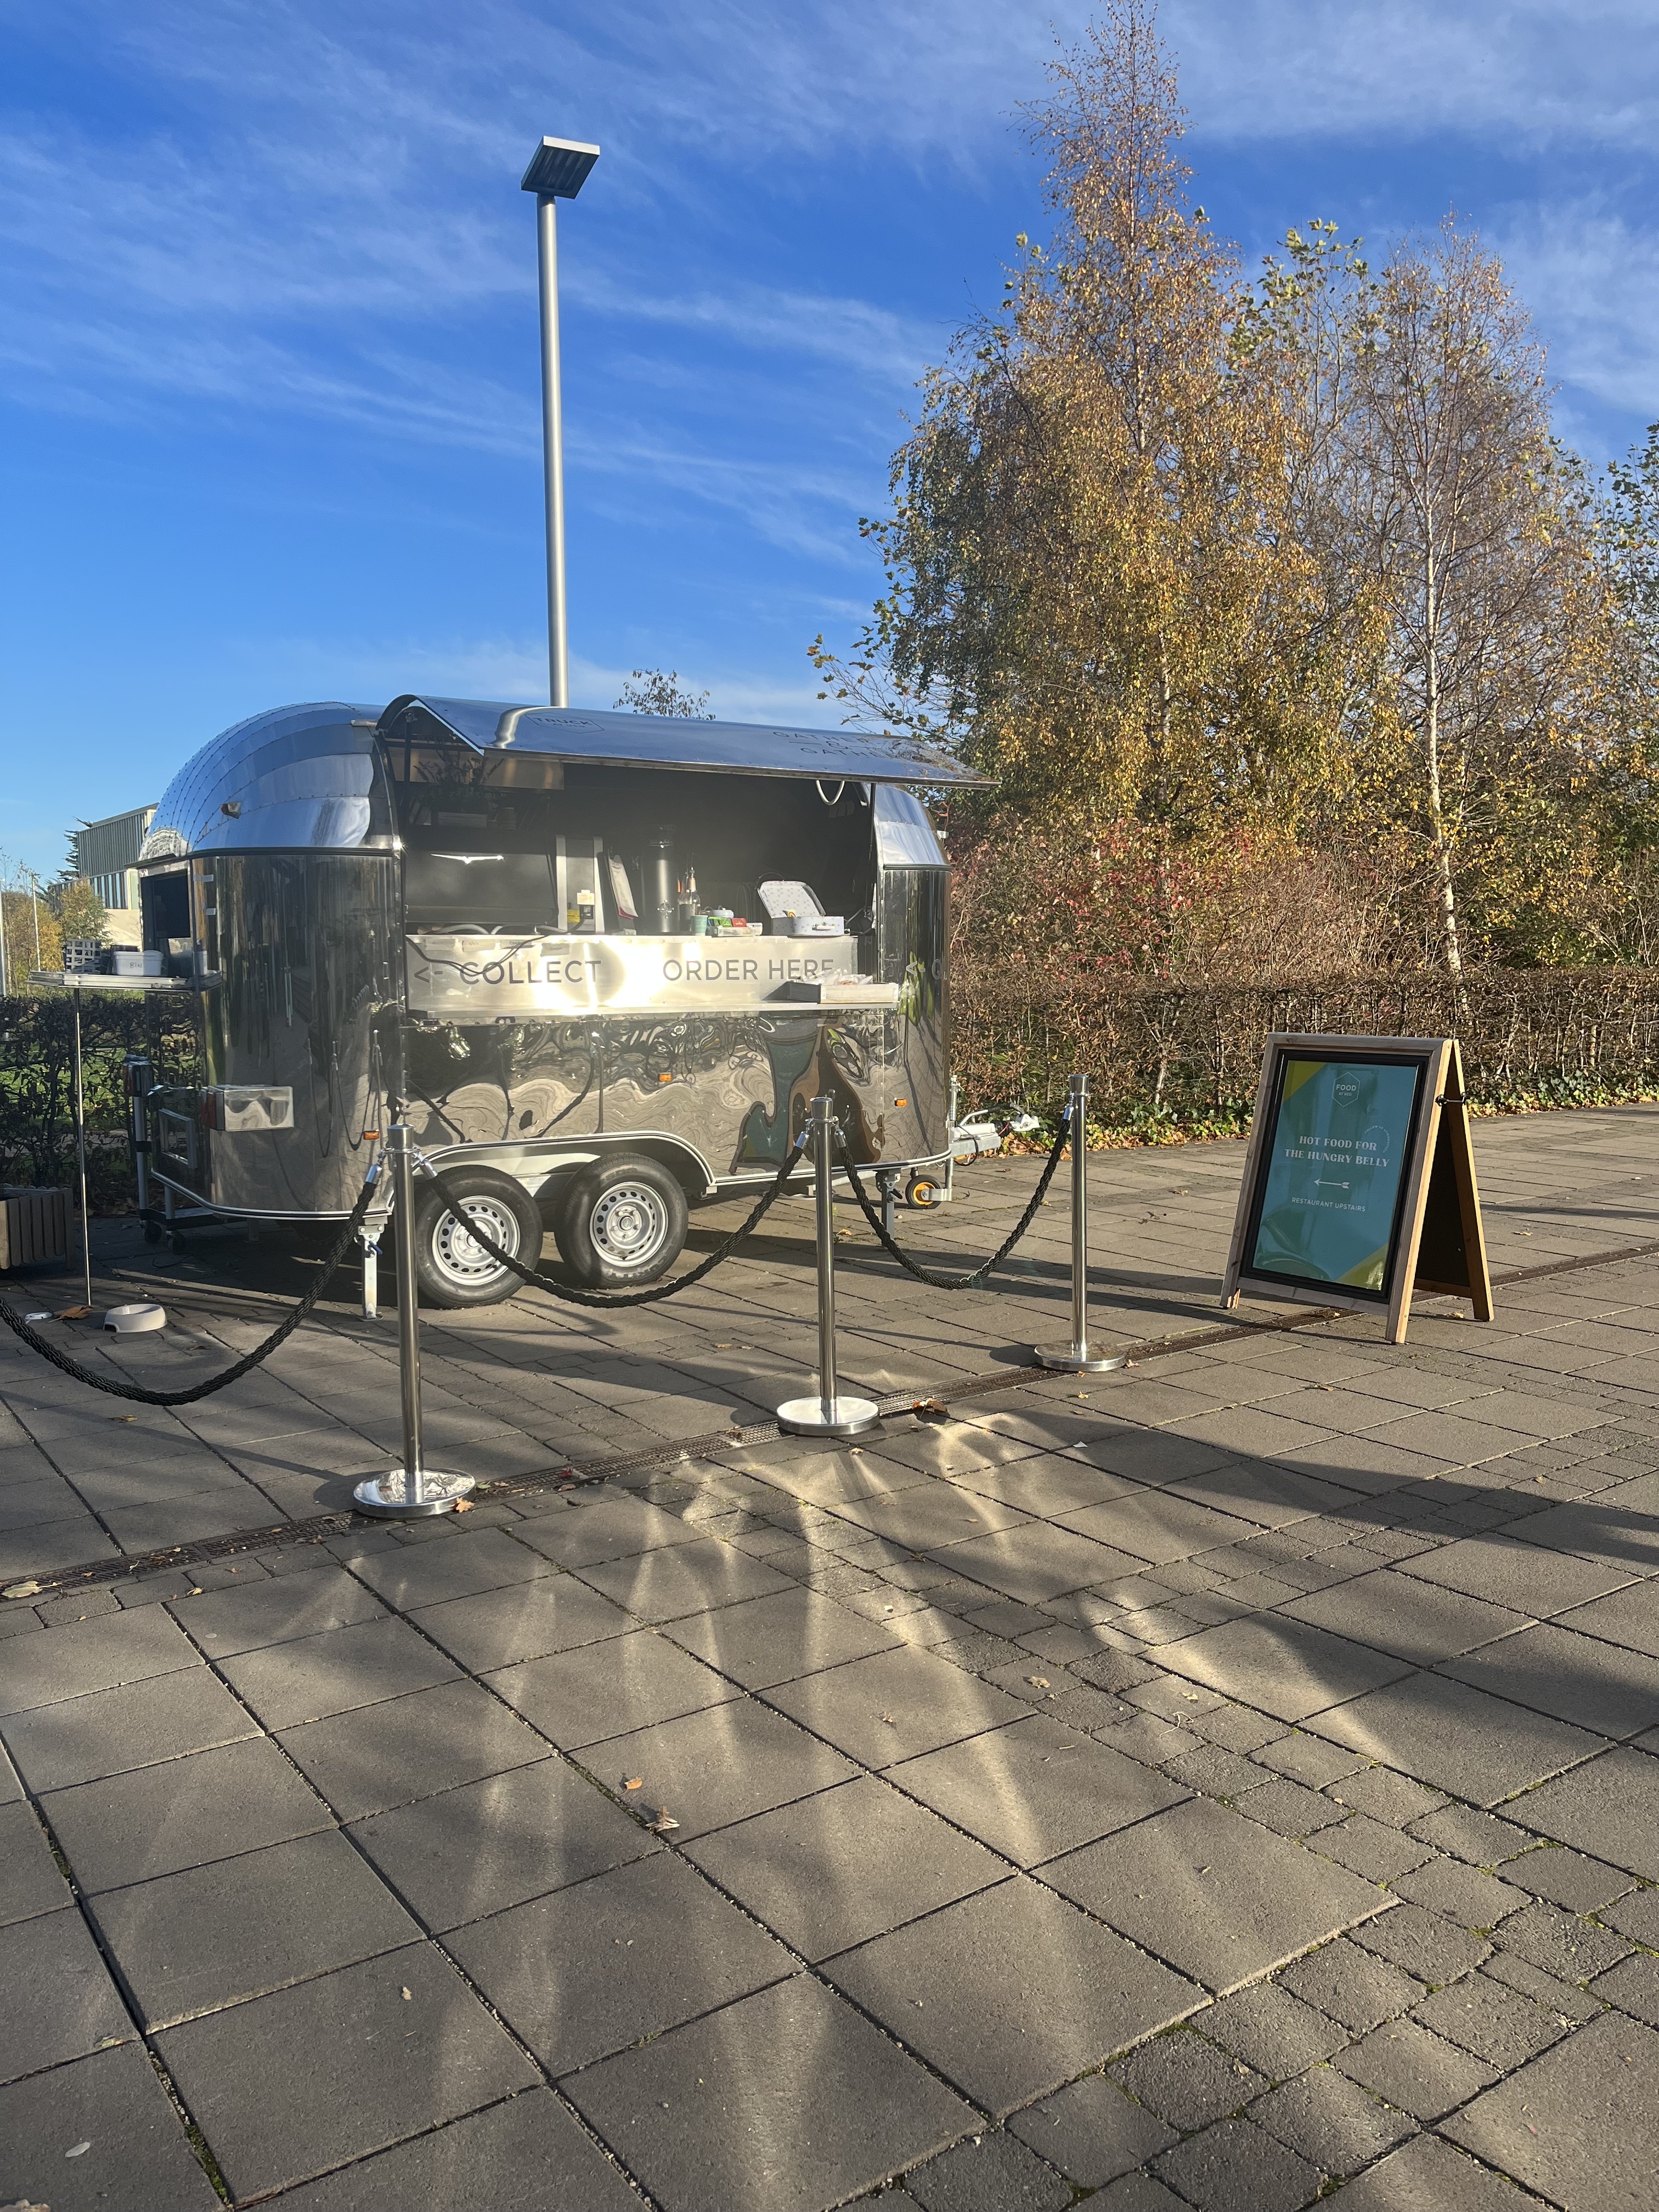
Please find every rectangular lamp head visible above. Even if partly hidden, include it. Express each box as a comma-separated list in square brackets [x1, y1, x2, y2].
[521, 137, 601, 198]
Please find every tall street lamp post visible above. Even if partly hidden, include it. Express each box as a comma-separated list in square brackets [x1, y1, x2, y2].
[521, 136, 600, 709]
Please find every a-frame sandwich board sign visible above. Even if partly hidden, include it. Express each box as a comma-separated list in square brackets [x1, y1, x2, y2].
[1221, 1033, 1492, 1345]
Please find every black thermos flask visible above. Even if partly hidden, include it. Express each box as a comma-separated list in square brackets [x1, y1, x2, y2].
[646, 830, 676, 935]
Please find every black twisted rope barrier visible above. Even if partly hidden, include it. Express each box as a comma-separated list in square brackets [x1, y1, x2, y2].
[834, 1114, 1070, 1289]
[0, 1170, 382, 1406]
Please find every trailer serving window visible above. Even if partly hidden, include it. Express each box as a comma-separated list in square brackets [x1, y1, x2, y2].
[403, 850, 559, 935]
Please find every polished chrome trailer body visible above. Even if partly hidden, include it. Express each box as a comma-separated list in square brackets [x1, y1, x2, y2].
[136, 695, 973, 1295]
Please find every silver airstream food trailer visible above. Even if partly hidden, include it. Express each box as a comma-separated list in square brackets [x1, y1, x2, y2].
[134, 695, 976, 1304]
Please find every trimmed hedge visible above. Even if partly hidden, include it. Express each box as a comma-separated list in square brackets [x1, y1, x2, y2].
[0, 995, 200, 1214]
[953, 967, 1659, 1137]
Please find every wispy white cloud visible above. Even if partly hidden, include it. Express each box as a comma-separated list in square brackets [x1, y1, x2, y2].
[1496, 202, 1659, 425]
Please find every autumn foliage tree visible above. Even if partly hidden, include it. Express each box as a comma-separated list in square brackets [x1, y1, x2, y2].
[817, 1, 1646, 979]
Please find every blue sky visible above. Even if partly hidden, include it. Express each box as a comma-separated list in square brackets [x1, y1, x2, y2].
[4, 0, 1659, 877]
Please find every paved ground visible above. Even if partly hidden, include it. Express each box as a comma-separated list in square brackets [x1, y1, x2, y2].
[2, 1105, 1659, 2208]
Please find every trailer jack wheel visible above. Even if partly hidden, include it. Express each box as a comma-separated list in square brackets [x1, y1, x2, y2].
[413, 1165, 544, 1307]
[904, 1172, 942, 1210]
[555, 1155, 689, 1288]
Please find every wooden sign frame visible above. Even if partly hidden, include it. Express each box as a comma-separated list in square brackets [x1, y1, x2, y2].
[1221, 1033, 1492, 1344]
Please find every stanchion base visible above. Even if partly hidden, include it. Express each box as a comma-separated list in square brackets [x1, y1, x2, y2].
[776, 1394, 882, 1439]
[353, 1469, 476, 1519]
[1032, 1344, 1128, 1374]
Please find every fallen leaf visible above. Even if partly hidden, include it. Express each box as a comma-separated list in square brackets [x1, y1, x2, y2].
[623, 1778, 644, 1792]
[878, 1712, 897, 1726]
[1027, 1675, 1051, 1690]
[109, 1414, 137, 1423]
[449, 1498, 472, 1513]
[2, 1582, 41, 1601]
[66, 2139, 92, 2157]
[56, 1307, 94, 1321]
[914, 1397, 950, 1422]
[401, 1987, 413, 2001]
[648, 1808, 680, 1833]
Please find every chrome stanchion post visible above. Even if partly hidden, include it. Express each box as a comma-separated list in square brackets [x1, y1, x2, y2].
[70, 987, 92, 1308]
[125, 1053, 153, 1225]
[777, 1097, 879, 1439]
[1034, 1072, 1125, 1375]
[354, 1123, 475, 1517]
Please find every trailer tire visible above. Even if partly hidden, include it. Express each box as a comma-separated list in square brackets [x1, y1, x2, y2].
[413, 1166, 543, 1307]
[554, 1155, 688, 1287]
[905, 1172, 942, 1209]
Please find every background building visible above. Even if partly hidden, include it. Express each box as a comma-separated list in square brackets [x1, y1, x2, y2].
[68, 804, 157, 947]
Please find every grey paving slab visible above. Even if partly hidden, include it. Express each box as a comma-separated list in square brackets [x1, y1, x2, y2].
[1508, 1745, 1659, 1879]
[825, 1875, 1201, 2117]
[1335, 2015, 1499, 2118]
[449, 1850, 792, 2075]
[1045, 1796, 1387, 1994]
[261, 2088, 642, 2211]
[1506, 1485, 1659, 1577]
[0, 1794, 70, 1925]
[0, 1903, 132, 2084]
[0, 1604, 201, 1713]
[582, 1695, 859, 1838]
[1551, 1579, 1659, 1660]
[1155, 1615, 1413, 1723]
[1441, 1621, 1659, 1739]
[1350, 1900, 1489, 1987]
[90, 1828, 418, 2028]
[1446, 2010, 1659, 2209]
[765, 1640, 1030, 1768]
[1396, 1532, 1635, 1617]
[577, 1536, 796, 1621]
[488, 1628, 739, 1749]
[930, 1520, 1147, 1603]
[513, 1493, 718, 1568]
[684, 1775, 1006, 1960]
[563, 1971, 976, 2212]
[219, 1615, 461, 1728]
[890, 1713, 1188, 1866]
[410, 1573, 629, 1672]
[903, 2129, 1071, 2210]
[156, 1942, 540, 2203]
[1279, 1941, 1424, 2034]
[1113, 2026, 1266, 2125]
[1150, 2113, 1322, 2211]
[171, 1564, 390, 1657]
[665, 1584, 899, 1687]
[0, 2040, 222, 2211]
[41, 1733, 334, 1892]
[1058, 1489, 1261, 1566]
[1311, 1673, 1607, 1808]
[949, 1451, 1139, 1517]
[1006, 2073, 1177, 2186]
[1199, 1981, 1350, 2078]
[1413, 1972, 1570, 2069]
[276, 1678, 550, 1821]
[347, 1526, 552, 1610]
[1328, 2132, 1551, 2211]
[832, 1482, 1032, 1549]
[1164, 1458, 1355, 1530]
[1, 1664, 258, 1791]
[1279, 1568, 1531, 1667]
[348, 1758, 658, 1931]
[1250, 2064, 1415, 2177]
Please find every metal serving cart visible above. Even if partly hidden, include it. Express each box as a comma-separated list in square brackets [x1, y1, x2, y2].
[131, 694, 980, 1304]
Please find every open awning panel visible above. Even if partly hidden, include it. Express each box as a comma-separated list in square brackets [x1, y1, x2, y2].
[379, 695, 990, 787]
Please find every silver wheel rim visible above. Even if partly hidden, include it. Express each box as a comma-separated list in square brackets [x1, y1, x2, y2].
[431, 1195, 520, 1290]
[590, 1182, 670, 1268]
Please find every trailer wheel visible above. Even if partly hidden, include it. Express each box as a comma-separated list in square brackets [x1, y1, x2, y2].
[555, 1155, 688, 1287]
[904, 1172, 942, 1209]
[412, 1166, 543, 1307]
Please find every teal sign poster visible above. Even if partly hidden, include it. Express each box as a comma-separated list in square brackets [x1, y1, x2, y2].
[1248, 1056, 1424, 1295]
